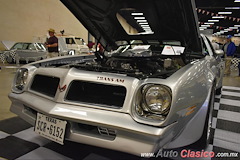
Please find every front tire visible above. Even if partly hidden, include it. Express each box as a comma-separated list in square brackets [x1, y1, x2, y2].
[6, 56, 13, 64]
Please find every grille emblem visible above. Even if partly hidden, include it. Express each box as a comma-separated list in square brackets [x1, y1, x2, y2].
[58, 84, 67, 92]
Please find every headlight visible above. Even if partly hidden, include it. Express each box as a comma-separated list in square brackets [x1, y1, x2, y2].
[143, 85, 171, 114]
[134, 84, 172, 121]
[13, 68, 28, 92]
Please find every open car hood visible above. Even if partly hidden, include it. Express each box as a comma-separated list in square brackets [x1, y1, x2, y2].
[60, 0, 202, 52]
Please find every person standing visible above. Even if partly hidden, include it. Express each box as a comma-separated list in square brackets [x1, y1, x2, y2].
[223, 35, 236, 75]
[45, 28, 59, 58]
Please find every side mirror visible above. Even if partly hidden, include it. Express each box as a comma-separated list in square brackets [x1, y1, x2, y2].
[215, 49, 224, 56]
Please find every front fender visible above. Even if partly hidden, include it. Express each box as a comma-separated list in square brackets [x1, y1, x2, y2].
[161, 60, 215, 147]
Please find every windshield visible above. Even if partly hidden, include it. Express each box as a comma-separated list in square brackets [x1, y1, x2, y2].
[11, 43, 30, 50]
[75, 38, 85, 45]
[34, 43, 46, 51]
[11, 43, 46, 51]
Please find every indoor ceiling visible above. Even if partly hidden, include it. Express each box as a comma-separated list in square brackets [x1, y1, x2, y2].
[195, 0, 240, 36]
[113, 0, 239, 37]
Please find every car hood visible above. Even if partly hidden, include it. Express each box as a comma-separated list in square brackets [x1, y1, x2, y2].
[60, 0, 202, 52]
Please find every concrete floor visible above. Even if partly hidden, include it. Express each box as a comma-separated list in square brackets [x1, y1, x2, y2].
[0, 64, 19, 120]
[223, 67, 240, 87]
[0, 62, 240, 121]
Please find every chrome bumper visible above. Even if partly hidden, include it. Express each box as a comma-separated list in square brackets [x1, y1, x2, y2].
[9, 92, 177, 156]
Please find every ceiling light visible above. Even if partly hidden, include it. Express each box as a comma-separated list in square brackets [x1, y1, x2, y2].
[140, 25, 150, 27]
[137, 20, 147, 22]
[225, 7, 240, 9]
[139, 22, 148, 25]
[142, 27, 151, 29]
[218, 12, 232, 14]
[131, 13, 144, 16]
[201, 25, 210, 27]
[134, 17, 145, 19]
[220, 31, 228, 34]
[208, 19, 219, 22]
[144, 29, 152, 31]
[212, 16, 224, 19]
[204, 22, 214, 25]
[234, 25, 240, 27]
[234, 0, 240, 2]
[229, 27, 238, 29]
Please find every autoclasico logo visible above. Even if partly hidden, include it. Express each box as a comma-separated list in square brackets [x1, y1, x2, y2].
[141, 149, 215, 158]
[180, 149, 215, 158]
[155, 149, 178, 158]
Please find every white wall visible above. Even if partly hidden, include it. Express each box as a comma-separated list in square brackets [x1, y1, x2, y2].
[0, 0, 88, 50]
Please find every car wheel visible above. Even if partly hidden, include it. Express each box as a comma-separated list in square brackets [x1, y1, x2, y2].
[6, 56, 13, 64]
[193, 87, 215, 149]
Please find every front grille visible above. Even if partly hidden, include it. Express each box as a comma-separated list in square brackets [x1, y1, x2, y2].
[98, 127, 116, 137]
[30, 74, 60, 97]
[72, 123, 116, 140]
[66, 80, 126, 108]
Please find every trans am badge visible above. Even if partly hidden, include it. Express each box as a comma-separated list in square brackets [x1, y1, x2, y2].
[97, 76, 125, 83]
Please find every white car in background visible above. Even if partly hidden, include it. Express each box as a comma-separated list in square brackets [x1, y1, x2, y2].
[34, 34, 89, 55]
[2, 42, 47, 63]
[57, 35, 89, 55]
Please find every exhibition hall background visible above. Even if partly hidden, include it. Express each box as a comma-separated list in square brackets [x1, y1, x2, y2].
[1, 0, 240, 50]
[0, 0, 88, 50]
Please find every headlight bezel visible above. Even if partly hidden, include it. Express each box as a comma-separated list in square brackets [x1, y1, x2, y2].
[12, 68, 29, 93]
[142, 84, 172, 114]
[133, 84, 172, 122]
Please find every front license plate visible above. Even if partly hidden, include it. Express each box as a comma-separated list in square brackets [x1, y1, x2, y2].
[34, 113, 67, 145]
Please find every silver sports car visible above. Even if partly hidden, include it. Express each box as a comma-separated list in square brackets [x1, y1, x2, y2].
[9, 0, 224, 156]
